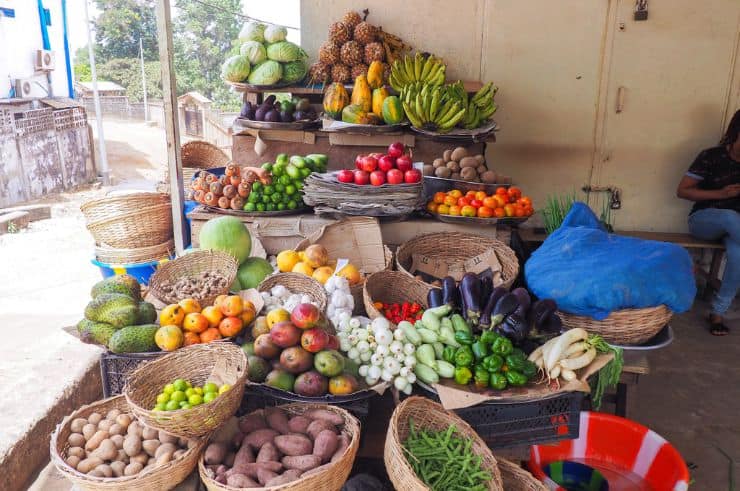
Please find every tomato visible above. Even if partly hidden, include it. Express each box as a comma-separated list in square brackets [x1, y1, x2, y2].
[474, 191, 487, 201]
[469, 199, 483, 208]
[494, 207, 506, 218]
[482, 197, 497, 208]
[465, 190, 477, 199]
[448, 189, 463, 198]
[426, 202, 439, 213]
[433, 192, 447, 204]
[508, 186, 522, 200]
[520, 196, 532, 206]
[477, 206, 494, 218]
[437, 204, 450, 215]
[492, 195, 507, 208]
[514, 205, 525, 217]
[496, 187, 508, 196]
[457, 197, 470, 207]
[448, 205, 461, 216]
[461, 205, 477, 217]
[504, 204, 515, 217]
[523, 205, 534, 216]
[443, 195, 457, 206]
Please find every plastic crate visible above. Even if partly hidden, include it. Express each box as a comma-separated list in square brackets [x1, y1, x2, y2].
[100, 351, 164, 397]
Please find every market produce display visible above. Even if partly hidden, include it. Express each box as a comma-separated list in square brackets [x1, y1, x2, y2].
[321, 67, 403, 126]
[152, 378, 231, 411]
[187, 164, 262, 211]
[198, 216, 253, 265]
[239, 95, 318, 124]
[334, 142, 421, 186]
[422, 145, 504, 183]
[427, 187, 535, 219]
[275, 244, 362, 287]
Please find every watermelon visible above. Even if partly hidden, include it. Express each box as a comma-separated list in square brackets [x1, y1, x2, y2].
[199, 216, 252, 265]
[237, 258, 274, 289]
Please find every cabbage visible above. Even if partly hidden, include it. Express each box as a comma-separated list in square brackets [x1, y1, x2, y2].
[264, 25, 288, 43]
[239, 21, 266, 42]
[239, 41, 267, 65]
[282, 60, 307, 84]
[247, 60, 283, 85]
[221, 55, 251, 83]
[266, 41, 306, 63]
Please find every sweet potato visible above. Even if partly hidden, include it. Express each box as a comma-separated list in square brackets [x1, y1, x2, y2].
[77, 457, 103, 474]
[70, 418, 87, 433]
[68, 433, 85, 448]
[215, 474, 227, 484]
[205, 442, 228, 465]
[302, 463, 331, 477]
[331, 433, 351, 463]
[242, 428, 279, 449]
[227, 474, 259, 488]
[256, 467, 278, 486]
[85, 430, 109, 452]
[305, 409, 343, 426]
[274, 434, 312, 456]
[239, 411, 267, 434]
[265, 469, 302, 487]
[110, 461, 126, 477]
[123, 462, 143, 476]
[256, 441, 279, 463]
[306, 420, 337, 440]
[224, 451, 235, 467]
[233, 461, 283, 478]
[313, 430, 339, 462]
[231, 441, 255, 472]
[231, 431, 245, 450]
[265, 407, 290, 434]
[288, 415, 311, 434]
[282, 454, 321, 471]
[123, 435, 142, 457]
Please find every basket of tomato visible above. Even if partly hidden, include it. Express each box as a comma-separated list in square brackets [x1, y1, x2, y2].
[426, 186, 534, 225]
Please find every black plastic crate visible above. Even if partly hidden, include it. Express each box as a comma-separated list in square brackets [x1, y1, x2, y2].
[100, 351, 164, 397]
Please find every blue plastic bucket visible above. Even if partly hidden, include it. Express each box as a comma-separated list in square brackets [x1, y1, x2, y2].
[91, 258, 168, 285]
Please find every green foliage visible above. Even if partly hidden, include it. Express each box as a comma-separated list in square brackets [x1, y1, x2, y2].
[97, 58, 163, 102]
[93, 0, 159, 61]
[74, 64, 92, 82]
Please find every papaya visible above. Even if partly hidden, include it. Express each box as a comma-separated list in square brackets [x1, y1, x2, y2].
[350, 75, 372, 112]
[341, 104, 380, 125]
[381, 95, 404, 125]
[323, 83, 349, 120]
[371, 87, 389, 117]
[367, 61, 384, 89]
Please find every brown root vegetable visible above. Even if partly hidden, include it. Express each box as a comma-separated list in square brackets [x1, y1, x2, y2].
[68, 433, 85, 448]
[232, 441, 255, 472]
[446, 161, 460, 172]
[331, 433, 351, 463]
[93, 464, 113, 478]
[500, 175, 512, 184]
[231, 431, 245, 450]
[223, 451, 235, 467]
[257, 467, 279, 485]
[85, 431, 109, 452]
[313, 430, 339, 462]
[265, 469, 302, 487]
[442, 149, 453, 162]
[287, 415, 311, 435]
[227, 474, 259, 488]
[451, 147, 468, 162]
[459, 156, 479, 169]
[239, 412, 267, 434]
[110, 434, 124, 449]
[256, 442, 279, 463]
[234, 462, 283, 478]
[66, 455, 81, 469]
[70, 418, 87, 433]
[88, 413, 103, 425]
[480, 171, 498, 183]
[123, 435, 141, 457]
[123, 462, 143, 476]
[282, 454, 322, 471]
[242, 428, 279, 449]
[274, 434, 312, 456]
[92, 439, 117, 461]
[432, 158, 446, 168]
[305, 409, 343, 426]
[106, 409, 122, 421]
[474, 154, 485, 165]
[108, 423, 124, 436]
[110, 461, 126, 477]
[130, 453, 149, 465]
[142, 439, 160, 457]
[155, 443, 177, 459]
[306, 420, 337, 440]
[127, 422, 142, 438]
[205, 442, 228, 465]
[434, 166, 452, 178]
[67, 447, 85, 459]
[460, 167, 477, 181]
[451, 172, 461, 180]
[141, 426, 158, 440]
[115, 414, 131, 429]
[77, 457, 104, 474]
[155, 451, 174, 466]
[115, 449, 128, 462]
[158, 430, 178, 445]
[265, 407, 290, 434]
[302, 463, 332, 477]
[422, 164, 435, 176]
[82, 424, 97, 441]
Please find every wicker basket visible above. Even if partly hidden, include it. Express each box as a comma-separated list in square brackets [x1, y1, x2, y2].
[148, 250, 238, 306]
[199, 403, 360, 491]
[94, 239, 175, 265]
[258, 273, 328, 313]
[395, 232, 519, 289]
[498, 459, 547, 491]
[50, 395, 206, 491]
[82, 193, 173, 248]
[559, 305, 672, 345]
[384, 396, 503, 491]
[363, 271, 431, 328]
[182, 141, 230, 169]
[124, 343, 247, 438]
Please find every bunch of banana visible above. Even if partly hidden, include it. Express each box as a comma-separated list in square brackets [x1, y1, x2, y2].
[378, 30, 412, 64]
[400, 82, 466, 133]
[463, 82, 498, 129]
[389, 53, 446, 92]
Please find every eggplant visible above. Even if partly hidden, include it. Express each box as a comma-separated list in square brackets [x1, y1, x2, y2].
[532, 299, 558, 328]
[479, 287, 507, 329]
[491, 293, 519, 326]
[541, 313, 563, 334]
[280, 110, 294, 123]
[264, 94, 276, 106]
[240, 101, 252, 118]
[427, 288, 443, 308]
[499, 313, 529, 344]
[460, 273, 482, 326]
[511, 287, 531, 312]
[255, 105, 269, 121]
[265, 109, 281, 122]
[441, 276, 459, 311]
[480, 275, 493, 308]
[513, 303, 528, 321]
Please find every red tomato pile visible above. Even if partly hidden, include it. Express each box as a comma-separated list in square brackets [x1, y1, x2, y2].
[426, 187, 534, 218]
[374, 301, 423, 324]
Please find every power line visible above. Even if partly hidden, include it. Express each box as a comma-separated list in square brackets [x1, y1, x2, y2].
[180, 0, 301, 31]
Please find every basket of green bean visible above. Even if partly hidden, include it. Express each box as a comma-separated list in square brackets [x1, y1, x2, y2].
[384, 396, 504, 490]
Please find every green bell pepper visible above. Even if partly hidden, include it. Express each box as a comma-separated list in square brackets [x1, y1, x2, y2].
[451, 314, 472, 334]
[505, 370, 528, 387]
[471, 340, 489, 360]
[454, 330, 474, 346]
[480, 330, 502, 346]
[454, 366, 473, 385]
[491, 336, 514, 356]
[505, 353, 528, 372]
[473, 367, 490, 390]
[454, 346, 474, 367]
[521, 360, 538, 380]
[482, 354, 504, 373]
[442, 345, 457, 364]
[511, 347, 526, 359]
[489, 372, 508, 390]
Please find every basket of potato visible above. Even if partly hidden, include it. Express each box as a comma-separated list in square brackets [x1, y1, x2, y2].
[199, 404, 360, 490]
[50, 395, 206, 491]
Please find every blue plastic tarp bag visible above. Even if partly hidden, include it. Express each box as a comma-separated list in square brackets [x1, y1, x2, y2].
[525, 202, 696, 319]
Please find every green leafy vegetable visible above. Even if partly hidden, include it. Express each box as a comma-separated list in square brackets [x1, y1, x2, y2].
[266, 41, 307, 62]
[247, 60, 283, 85]
[239, 21, 266, 42]
[589, 335, 624, 409]
[239, 41, 267, 65]
[264, 25, 288, 43]
[221, 55, 251, 83]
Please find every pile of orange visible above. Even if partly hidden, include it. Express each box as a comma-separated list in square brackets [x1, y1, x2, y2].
[155, 295, 257, 351]
[426, 187, 534, 219]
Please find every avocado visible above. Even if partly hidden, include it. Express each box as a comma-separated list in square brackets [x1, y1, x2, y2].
[107, 324, 159, 353]
[77, 319, 118, 346]
[137, 302, 157, 324]
[91, 275, 142, 301]
[85, 293, 139, 328]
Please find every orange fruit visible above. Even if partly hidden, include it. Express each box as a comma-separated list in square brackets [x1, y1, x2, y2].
[219, 295, 243, 317]
[200, 327, 223, 343]
[514, 205, 525, 217]
[448, 205, 461, 216]
[508, 186, 522, 200]
[465, 190, 477, 199]
[426, 201, 439, 213]
[443, 195, 457, 206]
[178, 298, 201, 314]
[155, 325, 184, 351]
[218, 316, 244, 337]
[448, 189, 462, 198]
[492, 195, 507, 208]
[182, 312, 209, 333]
[201, 306, 224, 329]
[328, 374, 359, 395]
[461, 205, 477, 217]
[520, 196, 532, 206]
[337, 263, 362, 285]
[240, 305, 257, 326]
[433, 192, 446, 204]
[474, 191, 487, 201]
[276, 250, 301, 273]
[312, 266, 335, 285]
[213, 294, 228, 310]
[494, 207, 506, 218]
[504, 204, 515, 217]
[183, 331, 201, 346]
[291, 262, 315, 276]
[457, 197, 470, 207]
[436, 204, 450, 215]
[160, 304, 185, 327]
[477, 206, 495, 218]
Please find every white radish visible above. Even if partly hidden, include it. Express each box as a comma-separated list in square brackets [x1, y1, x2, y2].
[560, 347, 597, 370]
[560, 367, 577, 381]
[528, 345, 544, 362]
[549, 364, 561, 380]
[564, 341, 588, 358]
[533, 354, 544, 369]
[544, 328, 588, 372]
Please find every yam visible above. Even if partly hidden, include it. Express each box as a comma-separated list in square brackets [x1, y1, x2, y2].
[141, 426, 158, 440]
[85, 430, 109, 452]
[215, 464, 228, 475]
[155, 443, 177, 459]
[476, 164, 488, 175]
[274, 434, 312, 456]
[123, 462, 143, 476]
[106, 409, 122, 421]
[108, 423, 124, 436]
[227, 474, 259, 488]
[110, 461, 126, 477]
[123, 435, 142, 457]
[287, 415, 311, 434]
[450, 147, 468, 162]
[257, 467, 279, 486]
[68, 433, 85, 448]
[474, 154, 485, 165]
[231, 431, 245, 450]
[446, 161, 460, 172]
[115, 414, 131, 429]
[77, 457, 103, 474]
[313, 430, 339, 462]
[110, 434, 124, 449]
[460, 167, 477, 181]
[142, 439, 161, 457]
[223, 451, 235, 467]
[265, 469, 302, 487]
[130, 453, 149, 465]
[158, 430, 178, 445]
[232, 442, 255, 472]
[331, 434, 351, 463]
[204, 442, 228, 465]
[422, 164, 435, 176]
[265, 407, 290, 434]
[242, 428, 278, 449]
[234, 462, 283, 478]
[459, 156, 479, 169]
[443, 149, 453, 162]
[127, 421, 142, 438]
[434, 166, 451, 179]
[239, 412, 267, 434]
[306, 420, 337, 440]
[432, 158, 446, 168]
[70, 418, 87, 433]
[67, 447, 85, 459]
[82, 424, 97, 441]
[92, 464, 113, 478]
[92, 439, 117, 461]
[88, 413, 102, 425]
[480, 171, 498, 184]
[451, 172, 461, 180]
[97, 420, 113, 432]
[66, 455, 81, 469]
[282, 454, 322, 471]
[256, 441, 279, 463]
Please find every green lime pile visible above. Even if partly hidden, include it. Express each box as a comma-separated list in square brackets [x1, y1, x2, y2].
[243, 153, 327, 212]
[152, 378, 232, 411]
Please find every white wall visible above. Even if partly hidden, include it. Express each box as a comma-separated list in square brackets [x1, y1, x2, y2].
[0, 0, 72, 99]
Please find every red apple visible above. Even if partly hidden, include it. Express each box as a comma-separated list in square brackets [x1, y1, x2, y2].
[291, 303, 321, 329]
[396, 154, 413, 172]
[378, 155, 396, 173]
[301, 328, 329, 353]
[354, 154, 365, 170]
[369, 152, 384, 159]
[404, 168, 422, 184]
[353, 170, 370, 185]
[337, 169, 354, 183]
[269, 321, 302, 348]
[387, 142, 405, 158]
[359, 155, 378, 173]
[386, 168, 404, 185]
[370, 170, 387, 186]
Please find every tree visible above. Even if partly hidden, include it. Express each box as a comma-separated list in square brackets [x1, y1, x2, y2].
[98, 58, 163, 102]
[93, 0, 159, 61]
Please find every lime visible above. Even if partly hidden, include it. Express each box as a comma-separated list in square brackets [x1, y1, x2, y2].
[180, 403, 192, 410]
[171, 390, 187, 403]
[194, 387, 204, 395]
[219, 384, 232, 394]
[156, 393, 170, 404]
[265, 203, 275, 212]
[272, 164, 285, 177]
[271, 193, 282, 204]
[287, 200, 298, 210]
[279, 175, 291, 186]
[248, 193, 260, 203]
[154, 402, 167, 411]
[188, 394, 204, 406]
[185, 380, 192, 388]
[244, 202, 256, 212]
[203, 382, 219, 394]
[252, 181, 262, 191]
[286, 164, 300, 179]
[173, 379, 188, 392]
[261, 162, 273, 172]
[263, 185, 274, 196]
[285, 184, 296, 195]
[163, 383, 175, 394]
[179, 400, 189, 408]
[261, 194, 271, 204]
[256, 203, 265, 212]
[300, 168, 311, 178]
[165, 400, 180, 411]
[277, 203, 286, 211]
[203, 392, 217, 403]
[295, 181, 304, 190]
[274, 183, 285, 193]
[185, 388, 196, 397]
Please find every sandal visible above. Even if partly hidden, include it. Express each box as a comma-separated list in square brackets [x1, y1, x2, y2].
[709, 321, 730, 336]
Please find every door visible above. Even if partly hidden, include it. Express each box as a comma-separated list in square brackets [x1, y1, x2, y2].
[593, 0, 740, 232]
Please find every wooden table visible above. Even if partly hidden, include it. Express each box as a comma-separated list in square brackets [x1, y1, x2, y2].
[600, 351, 649, 418]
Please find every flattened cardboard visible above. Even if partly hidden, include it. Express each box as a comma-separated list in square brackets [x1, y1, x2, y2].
[410, 248, 503, 283]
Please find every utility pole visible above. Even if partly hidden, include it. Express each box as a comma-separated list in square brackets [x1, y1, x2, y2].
[139, 36, 149, 122]
[84, 0, 109, 185]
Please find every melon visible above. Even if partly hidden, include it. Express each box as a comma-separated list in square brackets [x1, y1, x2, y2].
[237, 257, 274, 289]
[199, 216, 252, 265]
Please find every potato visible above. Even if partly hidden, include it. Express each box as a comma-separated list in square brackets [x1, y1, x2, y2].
[68, 446, 85, 459]
[480, 170, 498, 184]
[147, 456, 156, 466]
[459, 156, 479, 169]
[130, 453, 149, 465]
[422, 164, 435, 176]
[434, 166, 451, 178]
[123, 435, 142, 457]
[155, 443, 177, 459]
[232, 441, 255, 472]
[313, 430, 339, 462]
[158, 430, 178, 445]
[155, 451, 174, 466]
[474, 154, 485, 165]
[97, 420, 114, 432]
[288, 416, 311, 435]
[110, 461, 126, 477]
[500, 175, 512, 184]
[82, 424, 97, 441]
[141, 426, 158, 440]
[115, 414, 131, 429]
[265, 469, 302, 487]
[443, 149, 453, 162]
[85, 431, 109, 452]
[68, 433, 85, 448]
[274, 434, 312, 456]
[223, 451, 235, 467]
[432, 158, 446, 169]
[66, 455, 81, 469]
[256, 442, 279, 463]
[110, 434, 124, 449]
[242, 428, 278, 449]
[239, 412, 267, 434]
[88, 469, 105, 478]
[265, 407, 290, 434]
[283, 454, 322, 471]
[70, 418, 87, 433]
[331, 434, 351, 463]
[106, 409, 121, 421]
[227, 474, 259, 488]
[107, 423, 123, 436]
[142, 439, 161, 457]
[460, 167, 477, 181]
[93, 464, 113, 478]
[446, 161, 461, 173]
[451, 172, 461, 180]
[306, 420, 336, 440]
[177, 437, 188, 448]
[127, 421, 142, 438]
[124, 462, 143, 476]
[476, 164, 488, 175]
[92, 439, 117, 461]
[173, 449, 186, 460]
[204, 442, 228, 465]
[77, 457, 103, 474]
[257, 467, 278, 486]
[115, 449, 128, 463]
[88, 413, 103, 425]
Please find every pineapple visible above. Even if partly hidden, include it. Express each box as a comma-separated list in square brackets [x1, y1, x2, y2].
[342, 11, 363, 31]
[319, 42, 341, 65]
[351, 63, 369, 80]
[353, 22, 377, 45]
[328, 22, 351, 45]
[331, 64, 351, 84]
[308, 62, 331, 85]
[381, 62, 391, 81]
[340, 41, 363, 66]
[363, 42, 385, 64]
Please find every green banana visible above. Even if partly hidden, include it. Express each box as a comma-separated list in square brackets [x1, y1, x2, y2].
[429, 89, 441, 121]
[420, 56, 433, 81]
[414, 53, 423, 80]
[402, 101, 423, 127]
[438, 108, 467, 130]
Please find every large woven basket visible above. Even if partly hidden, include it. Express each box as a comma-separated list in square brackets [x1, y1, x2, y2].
[50, 395, 206, 491]
[385, 396, 503, 490]
[259, 273, 328, 313]
[498, 459, 547, 491]
[395, 232, 519, 289]
[363, 271, 430, 329]
[81, 193, 173, 248]
[559, 305, 672, 345]
[148, 250, 238, 306]
[95, 239, 175, 265]
[124, 343, 247, 437]
[182, 141, 230, 169]
[199, 403, 360, 491]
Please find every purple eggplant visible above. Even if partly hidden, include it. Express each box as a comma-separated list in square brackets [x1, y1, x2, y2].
[491, 293, 519, 326]
[480, 275, 493, 307]
[441, 276, 460, 311]
[480, 287, 507, 329]
[460, 273, 482, 326]
[541, 313, 563, 333]
[499, 313, 529, 344]
[532, 299, 558, 328]
[427, 288, 443, 308]
[511, 287, 531, 312]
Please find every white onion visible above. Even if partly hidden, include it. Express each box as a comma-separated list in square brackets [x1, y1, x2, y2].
[383, 358, 401, 374]
[375, 329, 393, 346]
[402, 383, 413, 395]
[406, 372, 417, 384]
[394, 376, 408, 390]
[389, 340, 404, 354]
[399, 367, 410, 378]
[404, 355, 417, 367]
[372, 317, 390, 332]
[357, 329, 369, 341]
[359, 365, 369, 377]
[394, 329, 405, 341]
[356, 340, 370, 353]
[368, 365, 381, 379]
[349, 317, 361, 329]
[403, 343, 416, 355]
[360, 351, 371, 362]
[381, 369, 394, 382]
[347, 348, 359, 361]
[339, 340, 352, 352]
[370, 353, 384, 366]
